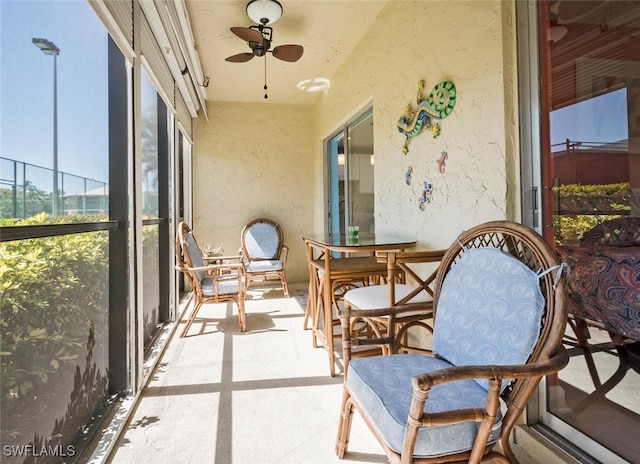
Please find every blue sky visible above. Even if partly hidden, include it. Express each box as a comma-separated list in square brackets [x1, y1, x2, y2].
[2, 1, 630, 184]
[550, 88, 628, 149]
[1, 0, 109, 183]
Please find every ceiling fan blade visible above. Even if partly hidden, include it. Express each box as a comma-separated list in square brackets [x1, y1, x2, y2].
[272, 44, 304, 62]
[225, 53, 255, 63]
[230, 27, 264, 43]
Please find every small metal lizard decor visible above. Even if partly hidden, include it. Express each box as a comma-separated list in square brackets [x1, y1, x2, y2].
[397, 80, 456, 154]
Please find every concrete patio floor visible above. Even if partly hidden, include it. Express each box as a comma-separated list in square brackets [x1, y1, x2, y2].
[106, 282, 564, 464]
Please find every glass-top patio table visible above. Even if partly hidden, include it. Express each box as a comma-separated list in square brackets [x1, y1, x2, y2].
[302, 232, 417, 376]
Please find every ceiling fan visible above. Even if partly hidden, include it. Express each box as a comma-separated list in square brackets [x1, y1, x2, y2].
[225, 26, 303, 64]
[225, 0, 304, 98]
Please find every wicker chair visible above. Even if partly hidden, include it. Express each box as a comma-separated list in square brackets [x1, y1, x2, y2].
[240, 217, 290, 298]
[176, 222, 246, 336]
[341, 249, 445, 374]
[336, 220, 569, 463]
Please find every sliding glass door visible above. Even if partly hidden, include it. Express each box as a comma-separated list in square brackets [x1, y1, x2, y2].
[325, 107, 374, 236]
[520, 2, 639, 462]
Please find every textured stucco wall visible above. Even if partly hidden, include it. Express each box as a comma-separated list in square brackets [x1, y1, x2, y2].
[193, 102, 314, 283]
[192, 0, 518, 282]
[312, 0, 518, 250]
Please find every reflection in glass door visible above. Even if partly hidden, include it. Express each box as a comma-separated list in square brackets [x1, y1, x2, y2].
[538, 2, 640, 462]
[326, 107, 374, 236]
[347, 110, 375, 234]
[177, 130, 192, 297]
[327, 131, 344, 236]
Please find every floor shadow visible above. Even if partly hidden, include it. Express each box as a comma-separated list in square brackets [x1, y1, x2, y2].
[558, 332, 640, 462]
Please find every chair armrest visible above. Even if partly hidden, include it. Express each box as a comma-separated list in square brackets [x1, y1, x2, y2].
[339, 304, 409, 355]
[281, 245, 289, 264]
[400, 348, 569, 459]
[203, 255, 239, 263]
[212, 254, 243, 262]
[176, 261, 244, 274]
[375, 249, 447, 264]
[412, 347, 569, 392]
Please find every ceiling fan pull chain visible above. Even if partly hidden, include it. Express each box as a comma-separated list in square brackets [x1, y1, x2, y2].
[264, 56, 268, 99]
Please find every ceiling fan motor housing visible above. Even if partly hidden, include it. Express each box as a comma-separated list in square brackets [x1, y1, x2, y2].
[249, 39, 271, 57]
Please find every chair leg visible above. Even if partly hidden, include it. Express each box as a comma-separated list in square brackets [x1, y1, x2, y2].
[181, 300, 203, 337]
[280, 271, 290, 298]
[336, 387, 355, 458]
[237, 297, 247, 333]
[496, 437, 518, 464]
[245, 273, 253, 295]
[305, 266, 320, 331]
[303, 279, 313, 330]
[312, 273, 326, 349]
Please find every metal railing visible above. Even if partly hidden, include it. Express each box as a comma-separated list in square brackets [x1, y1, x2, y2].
[550, 138, 629, 154]
[0, 156, 108, 219]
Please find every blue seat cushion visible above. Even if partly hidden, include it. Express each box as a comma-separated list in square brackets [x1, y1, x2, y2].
[201, 276, 241, 297]
[344, 284, 431, 309]
[348, 354, 501, 458]
[245, 260, 283, 273]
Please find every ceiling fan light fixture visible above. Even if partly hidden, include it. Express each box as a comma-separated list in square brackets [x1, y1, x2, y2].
[247, 0, 283, 25]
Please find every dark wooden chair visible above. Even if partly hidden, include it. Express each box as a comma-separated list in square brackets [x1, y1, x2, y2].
[336, 220, 569, 463]
[176, 222, 246, 336]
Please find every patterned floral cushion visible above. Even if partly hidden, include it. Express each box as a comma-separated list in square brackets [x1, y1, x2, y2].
[348, 354, 502, 457]
[345, 247, 550, 457]
[561, 243, 640, 341]
[433, 247, 545, 391]
[560, 217, 640, 342]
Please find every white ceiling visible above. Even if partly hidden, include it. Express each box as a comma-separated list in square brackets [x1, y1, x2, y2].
[185, 0, 389, 105]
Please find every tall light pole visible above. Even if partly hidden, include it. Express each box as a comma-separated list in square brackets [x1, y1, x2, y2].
[33, 38, 60, 216]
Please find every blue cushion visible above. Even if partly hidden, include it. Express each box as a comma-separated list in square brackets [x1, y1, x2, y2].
[184, 232, 205, 281]
[348, 354, 502, 458]
[344, 284, 431, 309]
[433, 247, 545, 391]
[245, 260, 283, 273]
[201, 276, 241, 296]
[245, 222, 280, 259]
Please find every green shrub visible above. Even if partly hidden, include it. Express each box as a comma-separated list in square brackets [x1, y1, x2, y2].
[553, 182, 630, 197]
[1, 213, 108, 443]
[553, 214, 621, 246]
[553, 182, 630, 245]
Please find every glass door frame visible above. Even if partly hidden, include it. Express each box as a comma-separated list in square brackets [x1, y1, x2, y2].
[326, 130, 345, 236]
[323, 105, 374, 237]
[517, 2, 634, 463]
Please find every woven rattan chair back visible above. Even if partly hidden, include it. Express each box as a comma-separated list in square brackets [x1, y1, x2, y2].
[335, 220, 569, 464]
[431, 220, 569, 462]
[240, 217, 290, 298]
